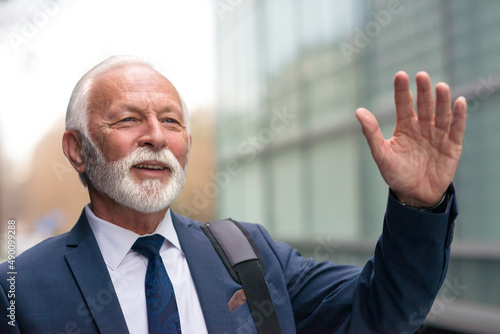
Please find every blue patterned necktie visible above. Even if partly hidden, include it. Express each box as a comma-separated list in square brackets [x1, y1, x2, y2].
[132, 234, 181, 333]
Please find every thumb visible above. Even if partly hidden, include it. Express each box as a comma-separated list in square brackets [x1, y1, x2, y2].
[355, 108, 385, 161]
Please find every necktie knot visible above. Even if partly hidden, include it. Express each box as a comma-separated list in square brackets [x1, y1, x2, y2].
[132, 234, 165, 260]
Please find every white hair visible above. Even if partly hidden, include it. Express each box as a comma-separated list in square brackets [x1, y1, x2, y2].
[65, 55, 190, 139]
[65, 55, 190, 186]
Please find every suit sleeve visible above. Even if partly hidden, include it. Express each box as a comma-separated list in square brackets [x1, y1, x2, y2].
[256, 185, 456, 334]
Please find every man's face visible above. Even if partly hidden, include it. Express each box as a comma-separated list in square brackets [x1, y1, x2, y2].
[82, 65, 190, 213]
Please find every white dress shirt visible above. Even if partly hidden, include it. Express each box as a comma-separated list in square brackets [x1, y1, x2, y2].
[85, 205, 208, 334]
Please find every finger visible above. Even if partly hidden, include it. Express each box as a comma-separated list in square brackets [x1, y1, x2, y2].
[394, 71, 415, 121]
[434, 82, 452, 131]
[449, 96, 467, 145]
[416, 71, 434, 122]
[355, 108, 385, 161]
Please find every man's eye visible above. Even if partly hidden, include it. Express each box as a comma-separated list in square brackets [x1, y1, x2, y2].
[121, 117, 133, 122]
[165, 118, 179, 124]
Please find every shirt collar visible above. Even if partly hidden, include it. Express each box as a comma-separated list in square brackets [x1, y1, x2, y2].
[85, 204, 183, 271]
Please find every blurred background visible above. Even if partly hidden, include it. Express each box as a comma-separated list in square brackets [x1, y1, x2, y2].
[1, 0, 499, 333]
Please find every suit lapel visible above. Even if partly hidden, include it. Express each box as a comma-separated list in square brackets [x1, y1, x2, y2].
[65, 211, 129, 334]
[172, 212, 233, 333]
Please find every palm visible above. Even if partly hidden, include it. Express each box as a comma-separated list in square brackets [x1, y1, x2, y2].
[356, 72, 467, 207]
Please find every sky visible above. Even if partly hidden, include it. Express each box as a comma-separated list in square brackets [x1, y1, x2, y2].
[0, 0, 216, 180]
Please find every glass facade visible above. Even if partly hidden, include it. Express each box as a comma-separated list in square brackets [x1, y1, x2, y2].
[215, 0, 500, 331]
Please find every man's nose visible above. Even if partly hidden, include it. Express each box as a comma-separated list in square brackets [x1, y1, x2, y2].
[138, 118, 167, 150]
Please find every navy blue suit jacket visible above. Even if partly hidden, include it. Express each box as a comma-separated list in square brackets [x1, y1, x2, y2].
[0, 190, 456, 333]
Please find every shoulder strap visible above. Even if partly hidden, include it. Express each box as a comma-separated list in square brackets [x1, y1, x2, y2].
[201, 219, 282, 334]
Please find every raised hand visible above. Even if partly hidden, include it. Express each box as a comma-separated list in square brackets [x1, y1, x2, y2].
[355, 71, 467, 208]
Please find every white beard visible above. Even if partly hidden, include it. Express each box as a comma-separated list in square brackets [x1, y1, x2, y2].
[81, 136, 187, 213]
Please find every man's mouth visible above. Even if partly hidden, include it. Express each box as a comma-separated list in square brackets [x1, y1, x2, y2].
[132, 161, 170, 172]
[134, 163, 166, 170]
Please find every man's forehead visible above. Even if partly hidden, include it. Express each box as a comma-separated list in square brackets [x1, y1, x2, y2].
[89, 64, 182, 108]
[94, 64, 176, 92]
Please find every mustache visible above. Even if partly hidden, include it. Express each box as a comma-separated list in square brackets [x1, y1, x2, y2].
[126, 148, 175, 165]
[119, 147, 182, 175]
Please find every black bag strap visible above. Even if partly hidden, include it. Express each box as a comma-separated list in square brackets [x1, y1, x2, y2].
[201, 219, 282, 334]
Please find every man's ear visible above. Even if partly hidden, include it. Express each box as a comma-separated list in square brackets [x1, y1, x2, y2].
[62, 130, 86, 174]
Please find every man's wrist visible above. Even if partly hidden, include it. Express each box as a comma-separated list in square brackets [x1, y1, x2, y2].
[390, 190, 449, 213]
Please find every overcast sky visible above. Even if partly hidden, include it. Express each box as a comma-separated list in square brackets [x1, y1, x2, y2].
[0, 0, 216, 179]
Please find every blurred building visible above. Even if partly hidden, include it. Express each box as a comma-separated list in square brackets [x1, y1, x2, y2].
[215, 0, 500, 332]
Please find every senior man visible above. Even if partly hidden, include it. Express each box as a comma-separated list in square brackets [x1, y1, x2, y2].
[0, 56, 466, 334]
